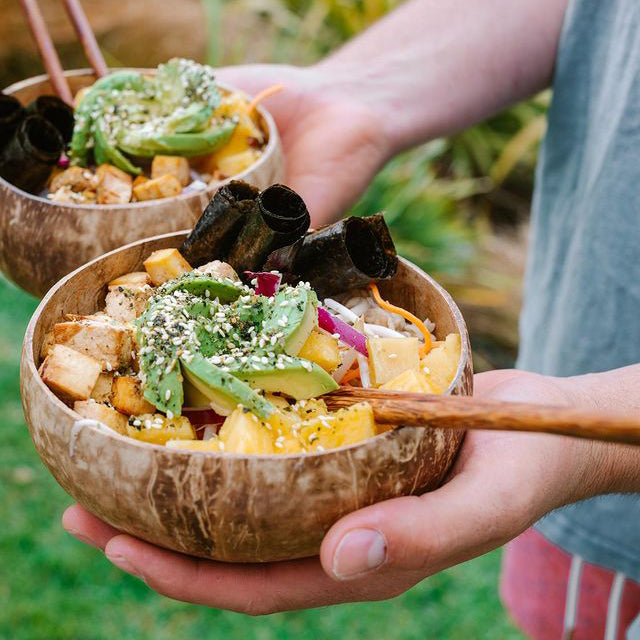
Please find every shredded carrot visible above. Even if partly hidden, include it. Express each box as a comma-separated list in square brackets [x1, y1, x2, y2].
[369, 282, 433, 356]
[340, 367, 361, 384]
[247, 84, 285, 113]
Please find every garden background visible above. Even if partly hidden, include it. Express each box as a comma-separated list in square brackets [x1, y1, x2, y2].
[0, 1, 544, 637]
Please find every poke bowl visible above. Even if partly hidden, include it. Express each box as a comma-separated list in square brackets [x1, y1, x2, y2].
[0, 64, 284, 297]
[21, 217, 472, 562]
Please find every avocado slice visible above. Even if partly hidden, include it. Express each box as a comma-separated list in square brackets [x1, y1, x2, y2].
[141, 359, 184, 416]
[263, 287, 318, 356]
[232, 356, 338, 400]
[161, 274, 244, 302]
[180, 353, 275, 419]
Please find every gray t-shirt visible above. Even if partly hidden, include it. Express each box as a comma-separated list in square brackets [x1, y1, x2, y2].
[518, 0, 640, 581]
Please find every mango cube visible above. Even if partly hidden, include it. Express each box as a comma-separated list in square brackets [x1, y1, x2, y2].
[298, 330, 340, 372]
[368, 337, 420, 386]
[73, 400, 128, 435]
[40, 344, 102, 402]
[126, 414, 195, 445]
[143, 248, 192, 285]
[111, 376, 155, 416]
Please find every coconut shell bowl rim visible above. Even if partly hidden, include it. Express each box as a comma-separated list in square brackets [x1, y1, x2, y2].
[2, 69, 280, 210]
[22, 230, 471, 461]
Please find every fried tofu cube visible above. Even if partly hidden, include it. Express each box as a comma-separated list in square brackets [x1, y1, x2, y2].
[132, 174, 182, 201]
[105, 285, 153, 322]
[368, 337, 420, 386]
[73, 400, 128, 435]
[108, 272, 152, 288]
[53, 316, 133, 371]
[40, 344, 101, 402]
[90, 372, 114, 402]
[151, 155, 190, 187]
[126, 414, 195, 445]
[96, 164, 133, 204]
[50, 166, 97, 193]
[143, 248, 192, 285]
[111, 376, 155, 416]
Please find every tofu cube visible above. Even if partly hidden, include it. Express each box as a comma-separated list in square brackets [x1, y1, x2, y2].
[40, 344, 101, 402]
[132, 174, 182, 201]
[109, 272, 152, 288]
[96, 164, 133, 204]
[195, 260, 239, 282]
[143, 248, 192, 285]
[368, 337, 420, 387]
[151, 155, 191, 187]
[111, 376, 155, 416]
[90, 372, 114, 402]
[53, 317, 133, 371]
[105, 285, 153, 322]
[73, 400, 128, 435]
[50, 166, 97, 193]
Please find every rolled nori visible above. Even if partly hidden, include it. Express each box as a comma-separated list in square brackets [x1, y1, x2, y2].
[26, 96, 75, 144]
[180, 180, 259, 267]
[0, 115, 63, 194]
[0, 94, 26, 151]
[293, 214, 398, 299]
[226, 183, 310, 273]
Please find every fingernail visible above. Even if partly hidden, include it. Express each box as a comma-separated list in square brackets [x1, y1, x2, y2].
[106, 552, 143, 579]
[332, 528, 386, 580]
[65, 528, 100, 550]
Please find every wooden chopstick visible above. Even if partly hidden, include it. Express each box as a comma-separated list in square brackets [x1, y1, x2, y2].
[19, 0, 74, 104]
[62, 0, 108, 78]
[323, 387, 640, 447]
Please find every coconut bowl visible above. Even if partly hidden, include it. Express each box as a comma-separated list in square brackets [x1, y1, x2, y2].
[20, 231, 473, 563]
[0, 70, 285, 298]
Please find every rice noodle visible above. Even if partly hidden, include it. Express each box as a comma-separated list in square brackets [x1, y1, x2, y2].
[331, 347, 358, 382]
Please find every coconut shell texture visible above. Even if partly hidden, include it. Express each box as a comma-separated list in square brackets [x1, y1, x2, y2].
[1, 70, 285, 298]
[21, 232, 472, 563]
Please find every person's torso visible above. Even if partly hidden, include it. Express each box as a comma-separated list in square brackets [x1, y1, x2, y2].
[518, 0, 640, 581]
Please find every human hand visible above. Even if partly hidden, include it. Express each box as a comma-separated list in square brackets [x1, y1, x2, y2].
[63, 369, 634, 613]
[216, 63, 392, 225]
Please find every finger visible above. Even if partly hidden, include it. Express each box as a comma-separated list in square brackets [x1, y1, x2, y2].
[62, 504, 121, 550]
[102, 534, 387, 613]
[319, 433, 559, 582]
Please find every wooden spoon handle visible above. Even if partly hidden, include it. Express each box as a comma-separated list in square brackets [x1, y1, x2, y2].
[323, 388, 640, 446]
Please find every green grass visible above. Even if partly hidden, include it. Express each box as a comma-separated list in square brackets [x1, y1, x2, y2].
[0, 277, 524, 640]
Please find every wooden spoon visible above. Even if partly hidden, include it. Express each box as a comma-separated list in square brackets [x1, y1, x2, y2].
[323, 387, 640, 446]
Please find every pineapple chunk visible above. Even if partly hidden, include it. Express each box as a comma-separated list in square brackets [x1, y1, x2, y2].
[40, 344, 101, 402]
[96, 164, 133, 204]
[111, 376, 155, 416]
[421, 333, 461, 392]
[133, 174, 182, 201]
[105, 284, 153, 322]
[218, 407, 274, 454]
[298, 330, 340, 372]
[380, 367, 441, 394]
[265, 393, 291, 411]
[53, 316, 133, 371]
[90, 372, 114, 402]
[143, 248, 192, 285]
[368, 337, 420, 386]
[126, 414, 195, 445]
[298, 402, 375, 451]
[291, 398, 329, 420]
[166, 438, 222, 452]
[215, 150, 261, 178]
[108, 272, 152, 288]
[73, 400, 128, 435]
[151, 155, 190, 187]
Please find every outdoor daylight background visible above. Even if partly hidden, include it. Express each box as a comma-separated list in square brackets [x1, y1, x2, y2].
[0, 1, 545, 637]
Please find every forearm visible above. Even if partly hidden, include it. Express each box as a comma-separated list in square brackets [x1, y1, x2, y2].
[317, 0, 569, 153]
